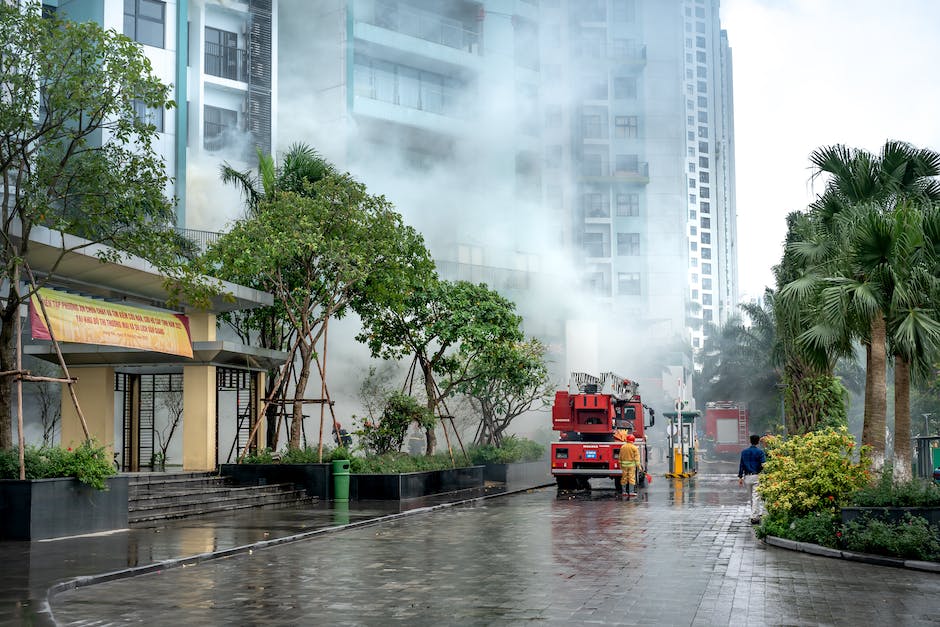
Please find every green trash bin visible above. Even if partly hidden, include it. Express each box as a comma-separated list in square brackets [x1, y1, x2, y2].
[332, 459, 350, 502]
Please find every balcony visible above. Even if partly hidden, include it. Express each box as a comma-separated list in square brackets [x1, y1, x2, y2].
[356, 0, 480, 54]
[435, 260, 530, 291]
[205, 43, 248, 83]
[580, 162, 650, 184]
[610, 43, 647, 66]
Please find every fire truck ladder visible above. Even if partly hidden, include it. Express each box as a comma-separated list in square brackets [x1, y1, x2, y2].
[738, 405, 748, 444]
[569, 372, 601, 393]
[599, 372, 638, 401]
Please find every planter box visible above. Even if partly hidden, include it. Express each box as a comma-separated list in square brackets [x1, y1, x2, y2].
[219, 463, 332, 500]
[0, 476, 129, 541]
[841, 506, 940, 528]
[350, 466, 484, 500]
[484, 461, 553, 489]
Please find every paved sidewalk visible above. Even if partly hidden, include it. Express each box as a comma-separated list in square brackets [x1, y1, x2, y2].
[0, 483, 516, 626]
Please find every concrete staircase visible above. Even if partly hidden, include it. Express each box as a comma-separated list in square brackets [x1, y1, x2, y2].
[128, 472, 315, 525]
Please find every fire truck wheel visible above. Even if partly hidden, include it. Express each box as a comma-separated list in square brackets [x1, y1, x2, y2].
[556, 476, 578, 491]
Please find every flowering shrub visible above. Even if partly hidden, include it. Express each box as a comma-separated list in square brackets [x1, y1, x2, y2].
[0, 441, 117, 490]
[757, 427, 870, 518]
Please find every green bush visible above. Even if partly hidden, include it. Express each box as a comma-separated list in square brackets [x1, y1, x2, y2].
[357, 393, 436, 455]
[281, 447, 326, 464]
[757, 427, 870, 519]
[242, 448, 276, 464]
[842, 514, 940, 561]
[851, 466, 940, 507]
[0, 441, 116, 490]
[755, 511, 840, 547]
[467, 436, 545, 465]
[350, 451, 458, 474]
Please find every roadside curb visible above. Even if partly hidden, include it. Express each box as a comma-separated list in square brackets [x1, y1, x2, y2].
[763, 535, 940, 573]
[40, 483, 554, 622]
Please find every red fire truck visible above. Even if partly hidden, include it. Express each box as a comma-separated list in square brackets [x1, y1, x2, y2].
[702, 401, 749, 459]
[550, 372, 655, 491]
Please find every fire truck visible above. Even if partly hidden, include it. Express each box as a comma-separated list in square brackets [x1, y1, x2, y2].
[702, 401, 749, 460]
[550, 372, 655, 491]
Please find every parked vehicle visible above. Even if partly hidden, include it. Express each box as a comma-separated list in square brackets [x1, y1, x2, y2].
[701, 401, 749, 461]
[550, 372, 655, 491]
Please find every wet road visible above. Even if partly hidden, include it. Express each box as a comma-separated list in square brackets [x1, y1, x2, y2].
[51, 476, 940, 626]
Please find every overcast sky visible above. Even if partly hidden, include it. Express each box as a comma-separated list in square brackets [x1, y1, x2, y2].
[719, 0, 940, 301]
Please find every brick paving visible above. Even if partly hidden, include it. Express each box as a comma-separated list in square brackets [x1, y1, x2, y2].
[50, 475, 940, 626]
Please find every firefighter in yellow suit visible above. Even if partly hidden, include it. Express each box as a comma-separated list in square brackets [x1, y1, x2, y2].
[617, 431, 642, 498]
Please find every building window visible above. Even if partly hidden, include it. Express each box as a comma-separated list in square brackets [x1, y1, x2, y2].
[697, 96, 708, 107]
[701, 201, 710, 213]
[701, 232, 711, 244]
[690, 226, 697, 235]
[697, 66, 708, 79]
[697, 51, 707, 63]
[690, 242, 698, 251]
[618, 272, 641, 295]
[688, 162, 696, 173]
[703, 278, 713, 291]
[583, 153, 604, 176]
[689, 194, 696, 205]
[696, 21, 706, 34]
[582, 113, 607, 139]
[205, 27, 245, 82]
[703, 308, 713, 321]
[699, 171, 709, 183]
[697, 81, 707, 93]
[689, 209, 697, 220]
[617, 232, 640, 255]
[699, 156, 709, 169]
[615, 154, 639, 173]
[696, 36, 706, 48]
[700, 186, 710, 199]
[689, 178, 696, 189]
[616, 193, 639, 216]
[584, 232, 608, 257]
[133, 99, 164, 132]
[204, 105, 238, 151]
[703, 293, 712, 305]
[124, 0, 165, 48]
[701, 217, 711, 230]
[613, 77, 637, 99]
[698, 126, 708, 138]
[614, 115, 638, 138]
[701, 247, 712, 259]
[698, 111, 708, 123]
[698, 141, 708, 153]
[692, 289, 699, 299]
[688, 147, 696, 157]
[688, 131, 695, 141]
[584, 192, 609, 218]
[691, 257, 698, 267]
[702, 262, 712, 275]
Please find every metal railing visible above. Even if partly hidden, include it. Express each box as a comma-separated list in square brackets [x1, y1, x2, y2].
[205, 42, 249, 82]
[359, 0, 480, 54]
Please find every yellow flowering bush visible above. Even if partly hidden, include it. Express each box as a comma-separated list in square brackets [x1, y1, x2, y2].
[757, 427, 870, 518]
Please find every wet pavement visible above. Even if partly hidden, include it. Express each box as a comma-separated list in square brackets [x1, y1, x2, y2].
[45, 474, 940, 626]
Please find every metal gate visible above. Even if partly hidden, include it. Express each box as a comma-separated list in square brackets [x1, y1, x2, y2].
[115, 373, 183, 471]
[218, 367, 258, 463]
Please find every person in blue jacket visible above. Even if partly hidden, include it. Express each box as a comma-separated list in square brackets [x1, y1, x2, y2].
[738, 434, 766, 523]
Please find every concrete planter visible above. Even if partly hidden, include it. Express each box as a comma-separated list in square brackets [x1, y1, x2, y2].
[841, 506, 940, 528]
[0, 476, 129, 541]
[483, 461, 553, 489]
[350, 466, 484, 500]
[219, 463, 332, 500]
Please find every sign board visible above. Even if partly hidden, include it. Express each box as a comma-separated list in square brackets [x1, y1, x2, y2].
[30, 288, 193, 358]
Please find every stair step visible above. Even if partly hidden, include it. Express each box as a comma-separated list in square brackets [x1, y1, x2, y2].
[130, 483, 299, 509]
[128, 492, 316, 524]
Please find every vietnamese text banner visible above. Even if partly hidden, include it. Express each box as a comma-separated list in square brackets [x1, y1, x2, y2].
[30, 288, 193, 358]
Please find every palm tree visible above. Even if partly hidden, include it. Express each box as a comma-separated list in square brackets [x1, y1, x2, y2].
[802, 141, 940, 467]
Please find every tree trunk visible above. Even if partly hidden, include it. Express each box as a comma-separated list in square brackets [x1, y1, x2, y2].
[0, 296, 19, 450]
[419, 358, 437, 455]
[863, 314, 887, 470]
[289, 343, 312, 451]
[893, 353, 912, 482]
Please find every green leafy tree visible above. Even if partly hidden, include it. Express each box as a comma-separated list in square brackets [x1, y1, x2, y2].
[0, 3, 183, 449]
[458, 337, 555, 446]
[204, 177, 434, 451]
[216, 144, 337, 447]
[357, 392, 435, 455]
[356, 280, 524, 455]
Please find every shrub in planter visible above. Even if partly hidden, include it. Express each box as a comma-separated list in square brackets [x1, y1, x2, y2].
[842, 514, 940, 561]
[468, 436, 545, 465]
[850, 466, 940, 507]
[757, 427, 870, 519]
[0, 441, 116, 490]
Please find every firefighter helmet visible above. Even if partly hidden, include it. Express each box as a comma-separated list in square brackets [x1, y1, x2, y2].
[626, 434, 636, 443]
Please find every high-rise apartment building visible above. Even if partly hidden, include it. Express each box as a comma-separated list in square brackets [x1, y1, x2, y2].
[541, 0, 738, 356]
[52, 0, 277, 231]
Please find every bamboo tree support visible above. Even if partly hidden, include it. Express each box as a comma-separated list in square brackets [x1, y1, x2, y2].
[316, 316, 329, 462]
[433, 380, 469, 466]
[238, 333, 303, 463]
[25, 264, 91, 443]
[313, 351, 340, 463]
[15, 265, 25, 480]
